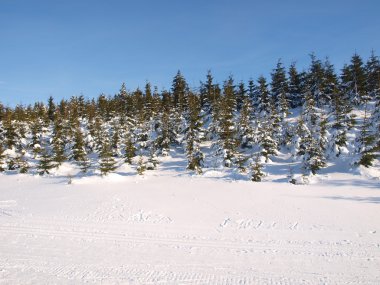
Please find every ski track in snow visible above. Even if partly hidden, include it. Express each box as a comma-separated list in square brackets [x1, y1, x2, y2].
[0, 174, 379, 284]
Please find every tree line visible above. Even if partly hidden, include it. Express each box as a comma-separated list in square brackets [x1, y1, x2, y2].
[0, 52, 379, 182]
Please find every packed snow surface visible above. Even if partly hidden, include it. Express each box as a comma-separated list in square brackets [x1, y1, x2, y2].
[0, 166, 379, 284]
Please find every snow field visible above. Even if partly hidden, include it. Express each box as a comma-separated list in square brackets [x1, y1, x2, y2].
[0, 170, 379, 284]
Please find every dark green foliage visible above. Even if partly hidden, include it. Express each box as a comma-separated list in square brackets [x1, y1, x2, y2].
[124, 133, 136, 164]
[172, 70, 188, 114]
[47, 96, 56, 122]
[288, 62, 303, 107]
[256, 76, 271, 115]
[0, 52, 379, 179]
[38, 150, 54, 175]
[16, 153, 29, 173]
[136, 155, 146, 175]
[357, 102, 376, 167]
[186, 93, 204, 174]
[250, 155, 265, 182]
[259, 124, 277, 163]
[0, 143, 5, 172]
[366, 50, 380, 98]
[271, 59, 289, 115]
[99, 141, 117, 176]
[341, 53, 367, 105]
[238, 97, 254, 148]
[218, 77, 237, 167]
[3, 113, 18, 149]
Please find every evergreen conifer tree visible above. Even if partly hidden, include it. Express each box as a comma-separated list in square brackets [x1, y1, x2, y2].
[98, 141, 117, 176]
[38, 149, 54, 175]
[124, 131, 136, 164]
[250, 155, 265, 182]
[0, 143, 5, 172]
[271, 59, 289, 117]
[217, 77, 237, 167]
[136, 155, 146, 175]
[238, 97, 254, 148]
[185, 93, 204, 174]
[51, 112, 67, 166]
[288, 62, 303, 108]
[366, 50, 380, 98]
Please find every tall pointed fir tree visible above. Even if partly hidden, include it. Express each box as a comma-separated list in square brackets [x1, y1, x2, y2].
[0, 142, 5, 172]
[299, 92, 327, 175]
[321, 57, 338, 107]
[306, 54, 325, 107]
[356, 95, 376, 167]
[288, 62, 303, 108]
[256, 76, 271, 117]
[271, 59, 289, 118]
[185, 92, 204, 174]
[3, 112, 18, 150]
[155, 90, 172, 156]
[172, 70, 188, 116]
[250, 154, 265, 182]
[237, 96, 255, 149]
[329, 87, 351, 157]
[365, 50, 380, 99]
[47, 96, 56, 122]
[71, 121, 91, 173]
[341, 53, 367, 105]
[236, 81, 247, 111]
[124, 129, 136, 164]
[38, 148, 54, 175]
[215, 76, 237, 167]
[136, 155, 146, 175]
[30, 118, 43, 157]
[98, 139, 117, 176]
[51, 112, 67, 167]
[200, 70, 215, 111]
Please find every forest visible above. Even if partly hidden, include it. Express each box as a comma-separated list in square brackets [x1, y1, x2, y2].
[0, 52, 379, 183]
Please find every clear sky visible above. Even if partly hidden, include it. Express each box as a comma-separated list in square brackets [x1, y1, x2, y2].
[1, 0, 379, 106]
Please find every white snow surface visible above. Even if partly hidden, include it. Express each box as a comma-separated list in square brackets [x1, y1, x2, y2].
[0, 157, 380, 284]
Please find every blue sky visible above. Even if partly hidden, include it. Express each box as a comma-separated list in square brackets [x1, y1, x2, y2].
[0, 0, 379, 106]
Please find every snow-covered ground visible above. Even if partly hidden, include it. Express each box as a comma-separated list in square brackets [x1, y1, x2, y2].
[0, 154, 380, 284]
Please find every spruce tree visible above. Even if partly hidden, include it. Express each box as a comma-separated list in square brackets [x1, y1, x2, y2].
[72, 123, 91, 172]
[217, 76, 237, 167]
[98, 140, 117, 176]
[51, 112, 67, 166]
[124, 131, 136, 164]
[288, 62, 303, 108]
[136, 155, 146, 175]
[236, 81, 246, 111]
[256, 76, 271, 116]
[258, 123, 278, 163]
[185, 93, 204, 174]
[238, 97, 254, 148]
[47, 96, 56, 122]
[30, 119, 42, 157]
[3, 112, 18, 149]
[250, 155, 265, 182]
[15, 152, 29, 173]
[271, 59, 289, 117]
[357, 100, 376, 167]
[366, 50, 380, 99]
[172, 70, 188, 114]
[306, 54, 325, 106]
[342, 53, 367, 105]
[0, 143, 5, 172]
[38, 150, 54, 175]
[330, 88, 350, 157]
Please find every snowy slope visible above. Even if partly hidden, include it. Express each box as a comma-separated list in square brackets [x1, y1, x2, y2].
[0, 157, 379, 285]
